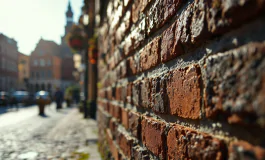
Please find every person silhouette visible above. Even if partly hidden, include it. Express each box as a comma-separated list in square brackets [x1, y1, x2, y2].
[54, 87, 63, 110]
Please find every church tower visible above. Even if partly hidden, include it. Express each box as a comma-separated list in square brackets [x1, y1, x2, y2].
[65, 0, 73, 35]
[60, 0, 76, 86]
[61, 0, 74, 57]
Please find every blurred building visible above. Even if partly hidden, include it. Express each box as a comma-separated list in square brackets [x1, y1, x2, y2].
[0, 33, 19, 92]
[29, 38, 62, 94]
[60, 0, 76, 90]
[18, 52, 30, 90]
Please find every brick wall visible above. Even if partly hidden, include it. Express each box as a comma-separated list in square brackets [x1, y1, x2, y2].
[96, 0, 265, 159]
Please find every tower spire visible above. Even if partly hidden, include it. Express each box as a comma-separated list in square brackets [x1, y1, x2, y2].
[68, 0, 72, 12]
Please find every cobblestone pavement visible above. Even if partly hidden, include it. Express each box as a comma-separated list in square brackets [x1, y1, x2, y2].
[0, 103, 101, 160]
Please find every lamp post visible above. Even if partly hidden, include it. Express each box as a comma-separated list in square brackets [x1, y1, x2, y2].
[83, 13, 89, 118]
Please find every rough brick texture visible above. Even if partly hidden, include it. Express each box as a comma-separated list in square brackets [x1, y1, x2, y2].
[96, 0, 265, 159]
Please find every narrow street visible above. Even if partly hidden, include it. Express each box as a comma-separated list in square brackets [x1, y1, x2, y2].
[0, 103, 100, 160]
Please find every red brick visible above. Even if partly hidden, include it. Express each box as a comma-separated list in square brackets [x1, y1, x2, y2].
[117, 131, 134, 157]
[119, 60, 127, 78]
[126, 82, 133, 104]
[166, 64, 202, 119]
[146, 0, 165, 35]
[204, 43, 265, 127]
[132, 81, 141, 107]
[109, 118, 118, 139]
[113, 104, 121, 121]
[132, 0, 140, 23]
[106, 129, 121, 160]
[124, 35, 134, 56]
[123, 11, 131, 33]
[167, 124, 227, 160]
[151, 76, 168, 113]
[109, 103, 115, 116]
[132, 146, 151, 160]
[190, 0, 210, 44]
[121, 108, 129, 129]
[127, 56, 139, 76]
[206, 0, 265, 35]
[128, 111, 141, 139]
[107, 88, 113, 100]
[140, 0, 151, 12]
[229, 141, 265, 160]
[115, 85, 127, 102]
[97, 100, 109, 112]
[163, 0, 183, 22]
[161, 22, 184, 63]
[140, 78, 151, 109]
[140, 37, 161, 71]
[141, 116, 166, 159]
[131, 19, 146, 50]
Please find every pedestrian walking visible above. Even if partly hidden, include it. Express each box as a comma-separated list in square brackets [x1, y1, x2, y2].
[54, 87, 64, 110]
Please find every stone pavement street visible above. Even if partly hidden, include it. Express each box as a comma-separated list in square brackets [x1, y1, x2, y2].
[0, 103, 101, 160]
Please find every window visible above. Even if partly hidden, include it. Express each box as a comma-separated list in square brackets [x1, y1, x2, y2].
[39, 50, 44, 56]
[40, 59, 45, 67]
[31, 72, 35, 78]
[34, 59, 38, 66]
[47, 70, 52, 78]
[47, 59, 51, 66]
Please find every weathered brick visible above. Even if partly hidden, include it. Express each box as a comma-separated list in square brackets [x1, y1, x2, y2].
[163, 0, 183, 22]
[151, 76, 168, 113]
[106, 129, 121, 160]
[146, 0, 165, 35]
[124, 35, 134, 56]
[109, 118, 118, 139]
[140, 78, 151, 109]
[97, 100, 109, 112]
[167, 124, 227, 160]
[116, 85, 127, 102]
[161, 22, 184, 63]
[132, 146, 151, 160]
[132, 0, 140, 23]
[123, 11, 131, 33]
[132, 81, 141, 107]
[204, 42, 265, 127]
[107, 88, 113, 100]
[128, 111, 141, 139]
[206, 0, 265, 35]
[121, 108, 129, 129]
[141, 116, 166, 159]
[127, 56, 139, 76]
[126, 82, 133, 104]
[140, 37, 161, 71]
[191, 0, 210, 44]
[229, 141, 265, 160]
[166, 65, 201, 119]
[131, 19, 146, 50]
[117, 130, 134, 157]
[113, 104, 121, 121]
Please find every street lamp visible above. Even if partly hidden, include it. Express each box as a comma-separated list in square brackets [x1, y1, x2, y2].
[83, 13, 89, 118]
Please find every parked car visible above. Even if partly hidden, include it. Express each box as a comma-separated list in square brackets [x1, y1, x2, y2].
[0, 91, 10, 106]
[10, 91, 30, 105]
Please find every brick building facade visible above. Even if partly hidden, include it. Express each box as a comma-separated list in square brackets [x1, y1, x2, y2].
[0, 33, 18, 92]
[29, 39, 62, 94]
[94, 0, 265, 159]
[18, 52, 30, 90]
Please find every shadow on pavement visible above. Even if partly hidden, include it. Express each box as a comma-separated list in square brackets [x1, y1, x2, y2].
[39, 114, 50, 118]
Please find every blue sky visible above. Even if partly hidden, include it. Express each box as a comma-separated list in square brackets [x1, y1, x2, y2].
[0, 0, 83, 55]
